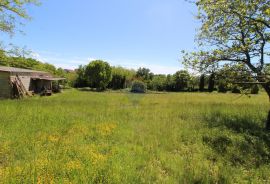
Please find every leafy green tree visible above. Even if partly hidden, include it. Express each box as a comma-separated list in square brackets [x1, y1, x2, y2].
[0, 49, 8, 66]
[85, 60, 112, 90]
[65, 71, 78, 87]
[0, 0, 39, 35]
[189, 75, 200, 91]
[173, 70, 191, 91]
[75, 65, 88, 88]
[251, 85, 260, 94]
[208, 73, 215, 92]
[165, 74, 175, 91]
[109, 66, 136, 89]
[136, 67, 154, 81]
[150, 74, 167, 91]
[199, 74, 205, 92]
[184, 0, 270, 129]
[183, 0, 270, 97]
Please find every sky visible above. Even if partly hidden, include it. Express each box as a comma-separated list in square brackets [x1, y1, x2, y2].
[2, 0, 199, 74]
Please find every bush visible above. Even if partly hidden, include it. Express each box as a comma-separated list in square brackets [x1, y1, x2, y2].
[109, 74, 126, 89]
[218, 81, 228, 93]
[231, 85, 241, 94]
[251, 85, 259, 94]
[131, 80, 147, 93]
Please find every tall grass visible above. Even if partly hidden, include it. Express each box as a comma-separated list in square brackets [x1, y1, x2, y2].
[0, 90, 269, 183]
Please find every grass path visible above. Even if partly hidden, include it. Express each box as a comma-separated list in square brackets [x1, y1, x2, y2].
[0, 90, 269, 183]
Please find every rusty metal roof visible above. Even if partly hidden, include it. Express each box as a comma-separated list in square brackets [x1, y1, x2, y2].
[0, 66, 49, 74]
[31, 77, 66, 81]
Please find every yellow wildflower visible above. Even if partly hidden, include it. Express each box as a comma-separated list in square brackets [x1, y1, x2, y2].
[66, 160, 82, 171]
[48, 135, 60, 142]
[89, 150, 107, 164]
[96, 123, 117, 136]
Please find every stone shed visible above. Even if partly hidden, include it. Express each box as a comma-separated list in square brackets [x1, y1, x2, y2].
[0, 66, 65, 98]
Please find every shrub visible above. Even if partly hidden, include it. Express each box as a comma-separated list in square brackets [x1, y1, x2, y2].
[109, 74, 126, 89]
[131, 80, 146, 93]
[231, 85, 241, 94]
[218, 81, 228, 93]
[251, 85, 259, 94]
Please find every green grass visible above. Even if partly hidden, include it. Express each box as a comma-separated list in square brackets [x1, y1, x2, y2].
[0, 90, 270, 183]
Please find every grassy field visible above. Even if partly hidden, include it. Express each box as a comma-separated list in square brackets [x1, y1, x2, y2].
[0, 90, 270, 183]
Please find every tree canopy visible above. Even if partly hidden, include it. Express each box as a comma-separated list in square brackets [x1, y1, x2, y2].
[85, 60, 112, 90]
[183, 0, 270, 96]
[0, 0, 39, 35]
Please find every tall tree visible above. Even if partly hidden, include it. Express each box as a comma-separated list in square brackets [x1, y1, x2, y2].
[208, 73, 215, 92]
[199, 74, 205, 92]
[173, 70, 191, 91]
[136, 67, 154, 81]
[0, 0, 39, 35]
[183, 0, 270, 129]
[85, 60, 112, 91]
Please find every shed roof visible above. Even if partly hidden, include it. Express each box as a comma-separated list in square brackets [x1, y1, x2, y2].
[0, 66, 49, 74]
[31, 77, 66, 81]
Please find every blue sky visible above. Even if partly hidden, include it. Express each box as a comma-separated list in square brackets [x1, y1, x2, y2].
[2, 0, 198, 74]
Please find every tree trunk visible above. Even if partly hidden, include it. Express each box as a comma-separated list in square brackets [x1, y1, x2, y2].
[262, 83, 270, 130]
[266, 110, 270, 131]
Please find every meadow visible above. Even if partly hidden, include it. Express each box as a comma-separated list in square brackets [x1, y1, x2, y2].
[0, 90, 270, 183]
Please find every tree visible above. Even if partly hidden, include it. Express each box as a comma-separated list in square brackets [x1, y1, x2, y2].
[183, 0, 270, 129]
[183, 0, 270, 92]
[165, 74, 175, 91]
[208, 73, 215, 92]
[199, 74, 205, 92]
[75, 65, 88, 88]
[0, 0, 39, 35]
[108, 66, 136, 89]
[136, 67, 154, 81]
[85, 60, 112, 91]
[150, 74, 167, 91]
[173, 70, 191, 91]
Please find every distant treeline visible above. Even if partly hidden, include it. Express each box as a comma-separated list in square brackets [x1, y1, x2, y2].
[75, 60, 260, 94]
[0, 50, 260, 94]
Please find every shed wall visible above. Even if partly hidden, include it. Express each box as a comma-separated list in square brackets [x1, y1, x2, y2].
[0, 72, 11, 98]
[10, 74, 32, 91]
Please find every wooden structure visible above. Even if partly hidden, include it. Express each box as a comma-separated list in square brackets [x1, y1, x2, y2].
[0, 66, 65, 98]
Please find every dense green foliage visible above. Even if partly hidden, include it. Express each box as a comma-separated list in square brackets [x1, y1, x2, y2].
[0, 90, 269, 183]
[108, 67, 136, 89]
[74, 62, 259, 94]
[0, 49, 259, 94]
[0, 0, 39, 35]
[85, 60, 112, 90]
[173, 70, 191, 91]
[199, 74, 205, 92]
[135, 67, 154, 81]
[131, 80, 147, 93]
[183, 0, 270, 98]
[251, 85, 260, 94]
[208, 73, 215, 92]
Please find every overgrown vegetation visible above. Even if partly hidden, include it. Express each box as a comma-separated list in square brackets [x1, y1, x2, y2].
[0, 90, 269, 183]
[74, 61, 261, 93]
